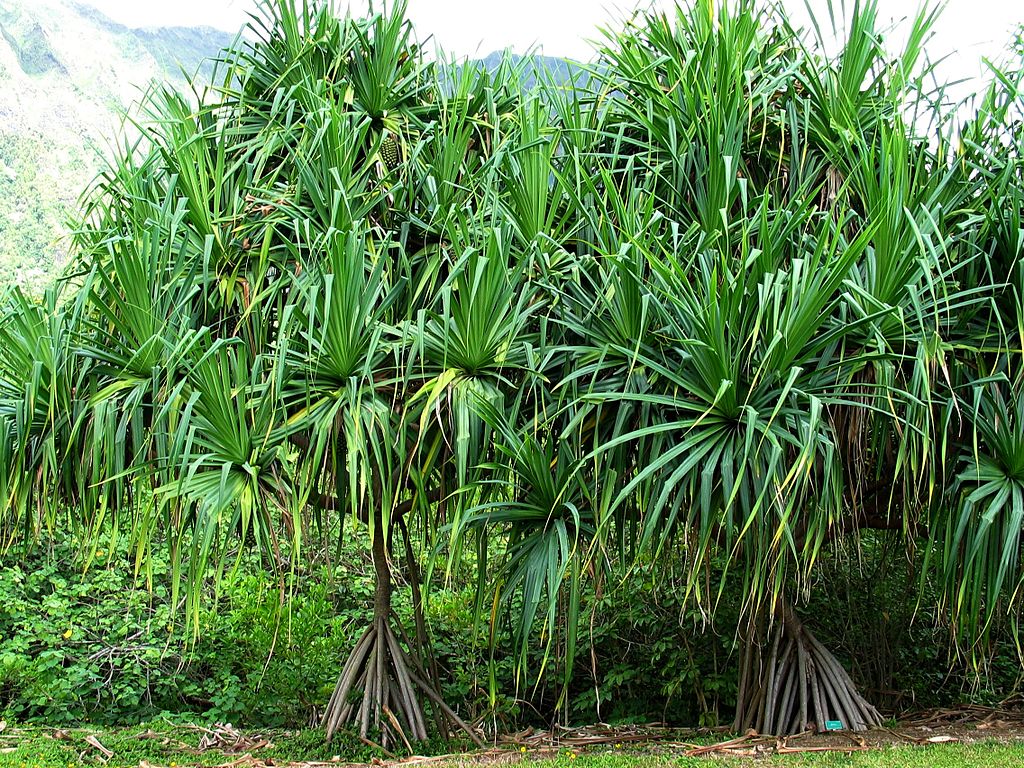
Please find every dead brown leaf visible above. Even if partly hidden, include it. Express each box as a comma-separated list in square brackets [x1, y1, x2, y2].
[85, 733, 115, 759]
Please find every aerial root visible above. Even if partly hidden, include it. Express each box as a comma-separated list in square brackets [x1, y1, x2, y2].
[322, 616, 483, 748]
[735, 601, 882, 736]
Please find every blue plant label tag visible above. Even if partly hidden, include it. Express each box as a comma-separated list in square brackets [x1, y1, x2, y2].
[825, 720, 843, 731]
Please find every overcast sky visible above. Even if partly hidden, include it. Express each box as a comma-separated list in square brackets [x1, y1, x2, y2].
[83, 0, 1022, 86]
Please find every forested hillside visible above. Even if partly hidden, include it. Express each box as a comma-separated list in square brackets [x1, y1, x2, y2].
[0, 0, 233, 289]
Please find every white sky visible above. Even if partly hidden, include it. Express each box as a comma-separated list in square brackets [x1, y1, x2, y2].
[83, 0, 1023, 86]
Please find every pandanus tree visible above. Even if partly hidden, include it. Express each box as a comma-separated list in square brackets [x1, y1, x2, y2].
[460, 0, 1024, 737]
[0, 0, 518, 746]
[2, 0, 1024, 746]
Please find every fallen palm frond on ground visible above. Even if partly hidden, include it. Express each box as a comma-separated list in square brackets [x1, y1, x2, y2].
[903, 699, 1024, 729]
[497, 723, 714, 748]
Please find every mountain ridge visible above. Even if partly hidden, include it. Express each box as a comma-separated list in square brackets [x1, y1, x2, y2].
[0, 0, 234, 288]
[0, 0, 579, 290]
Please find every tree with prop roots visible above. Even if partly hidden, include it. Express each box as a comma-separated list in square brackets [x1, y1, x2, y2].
[0, 0, 529, 749]
[447, 0, 1024, 739]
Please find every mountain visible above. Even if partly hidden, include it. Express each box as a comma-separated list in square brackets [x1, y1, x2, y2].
[0, 0, 587, 293]
[477, 51, 589, 90]
[0, 0, 233, 290]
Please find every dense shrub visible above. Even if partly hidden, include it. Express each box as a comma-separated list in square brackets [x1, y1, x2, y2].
[0, 537, 369, 724]
[805, 534, 1024, 715]
[0, 532, 533, 726]
[4, 530, 1017, 728]
[0, 542, 179, 722]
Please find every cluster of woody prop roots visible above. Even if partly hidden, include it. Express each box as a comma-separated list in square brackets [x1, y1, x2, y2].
[321, 516, 483, 750]
[734, 600, 883, 735]
[321, 615, 482, 749]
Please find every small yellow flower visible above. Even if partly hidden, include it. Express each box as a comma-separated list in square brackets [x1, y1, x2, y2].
[615, 743, 622, 749]
[569, 753, 577, 760]
[62, 628, 72, 639]
[519, 747, 527, 753]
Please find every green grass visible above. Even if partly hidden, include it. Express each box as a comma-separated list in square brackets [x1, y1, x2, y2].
[0, 724, 389, 768]
[1, 726, 1022, 768]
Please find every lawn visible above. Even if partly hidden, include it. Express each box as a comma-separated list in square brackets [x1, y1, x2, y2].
[2, 723, 1023, 768]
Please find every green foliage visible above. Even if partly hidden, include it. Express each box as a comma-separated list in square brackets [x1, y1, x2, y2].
[0, 543, 177, 723]
[1, 524, 1017, 729]
[0, 131, 76, 292]
[0, 533, 375, 726]
[2, 0, 1024, 739]
[567, 565, 739, 728]
[804, 532, 1024, 714]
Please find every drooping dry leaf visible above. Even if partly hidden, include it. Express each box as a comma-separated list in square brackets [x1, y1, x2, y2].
[84, 734, 115, 759]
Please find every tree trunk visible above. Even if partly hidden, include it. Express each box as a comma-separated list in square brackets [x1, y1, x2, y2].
[733, 598, 882, 735]
[321, 506, 482, 748]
